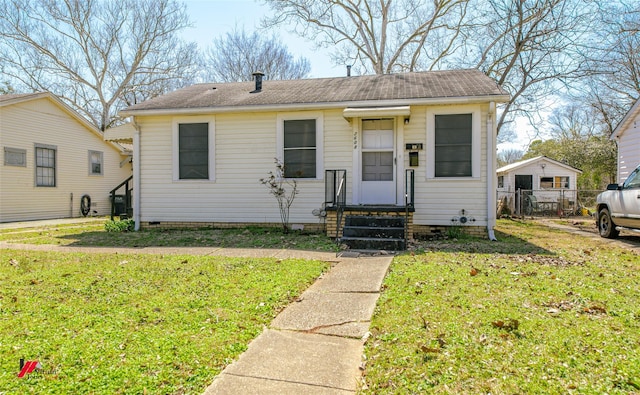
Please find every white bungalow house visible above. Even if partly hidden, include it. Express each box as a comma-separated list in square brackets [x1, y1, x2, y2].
[610, 98, 640, 183]
[117, 69, 509, 246]
[0, 92, 132, 223]
[497, 156, 582, 216]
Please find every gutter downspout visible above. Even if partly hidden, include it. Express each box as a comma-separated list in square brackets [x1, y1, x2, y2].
[132, 118, 141, 231]
[487, 102, 497, 241]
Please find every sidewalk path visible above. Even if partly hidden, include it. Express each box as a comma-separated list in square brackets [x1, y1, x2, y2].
[203, 255, 392, 394]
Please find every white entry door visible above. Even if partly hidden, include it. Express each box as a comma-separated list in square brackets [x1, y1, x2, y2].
[360, 119, 396, 204]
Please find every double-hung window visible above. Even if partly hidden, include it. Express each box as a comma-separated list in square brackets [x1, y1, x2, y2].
[89, 150, 103, 175]
[173, 117, 215, 181]
[427, 106, 480, 179]
[434, 114, 472, 177]
[35, 144, 56, 187]
[284, 119, 316, 178]
[279, 113, 323, 179]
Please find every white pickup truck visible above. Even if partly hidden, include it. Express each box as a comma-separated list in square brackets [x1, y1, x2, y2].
[596, 164, 640, 238]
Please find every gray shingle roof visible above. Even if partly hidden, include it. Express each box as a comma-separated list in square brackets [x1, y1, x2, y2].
[123, 69, 508, 113]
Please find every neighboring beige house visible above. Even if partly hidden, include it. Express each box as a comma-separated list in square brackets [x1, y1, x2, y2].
[118, 70, 509, 242]
[497, 156, 582, 215]
[0, 92, 132, 223]
[611, 98, 640, 183]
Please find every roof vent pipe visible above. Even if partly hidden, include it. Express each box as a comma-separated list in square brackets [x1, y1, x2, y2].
[252, 71, 264, 93]
[347, 65, 351, 77]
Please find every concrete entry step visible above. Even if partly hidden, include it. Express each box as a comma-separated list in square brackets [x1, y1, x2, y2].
[341, 215, 407, 251]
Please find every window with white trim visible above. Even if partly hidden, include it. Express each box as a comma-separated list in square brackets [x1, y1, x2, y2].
[284, 119, 316, 178]
[435, 113, 472, 177]
[89, 150, 103, 175]
[179, 123, 209, 179]
[427, 106, 480, 179]
[35, 144, 56, 187]
[4, 147, 26, 167]
[278, 113, 323, 179]
[172, 117, 215, 181]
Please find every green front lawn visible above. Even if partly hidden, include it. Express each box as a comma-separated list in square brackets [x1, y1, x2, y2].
[0, 249, 330, 393]
[0, 220, 339, 251]
[361, 220, 640, 394]
[1, 219, 638, 394]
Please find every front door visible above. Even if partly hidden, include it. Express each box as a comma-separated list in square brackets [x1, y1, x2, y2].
[360, 119, 396, 204]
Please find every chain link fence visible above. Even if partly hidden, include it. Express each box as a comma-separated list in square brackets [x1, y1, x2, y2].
[497, 189, 603, 218]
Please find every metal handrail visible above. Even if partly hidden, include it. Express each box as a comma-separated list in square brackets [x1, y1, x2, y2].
[325, 169, 347, 241]
[405, 169, 415, 247]
[110, 175, 133, 221]
[405, 169, 415, 208]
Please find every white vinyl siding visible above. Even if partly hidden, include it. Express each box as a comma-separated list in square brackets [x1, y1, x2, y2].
[412, 104, 487, 226]
[616, 113, 640, 183]
[0, 96, 132, 222]
[133, 104, 493, 228]
[498, 160, 580, 192]
[138, 111, 334, 224]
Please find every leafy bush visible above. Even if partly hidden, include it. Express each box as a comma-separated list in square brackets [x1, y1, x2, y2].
[104, 219, 135, 232]
[260, 158, 298, 233]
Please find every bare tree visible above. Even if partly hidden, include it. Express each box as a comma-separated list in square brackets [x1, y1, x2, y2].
[261, 0, 601, 140]
[525, 104, 618, 189]
[576, 1, 639, 135]
[0, 64, 13, 94]
[461, 0, 596, 135]
[497, 149, 524, 167]
[261, 0, 470, 75]
[203, 28, 310, 82]
[0, 0, 199, 130]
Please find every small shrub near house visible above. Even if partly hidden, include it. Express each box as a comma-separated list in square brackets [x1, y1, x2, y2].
[104, 219, 135, 232]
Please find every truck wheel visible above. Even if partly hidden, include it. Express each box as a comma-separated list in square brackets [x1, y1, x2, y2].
[598, 208, 619, 239]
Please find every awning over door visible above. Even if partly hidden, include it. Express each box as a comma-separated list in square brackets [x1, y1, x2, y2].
[343, 106, 411, 119]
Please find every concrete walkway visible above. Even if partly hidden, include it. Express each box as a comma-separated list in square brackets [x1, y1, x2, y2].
[0, 218, 394, 394]
[203, 255, 392, 395]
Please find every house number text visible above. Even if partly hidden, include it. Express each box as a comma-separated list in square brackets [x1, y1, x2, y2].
[353, 130, 358, 149]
